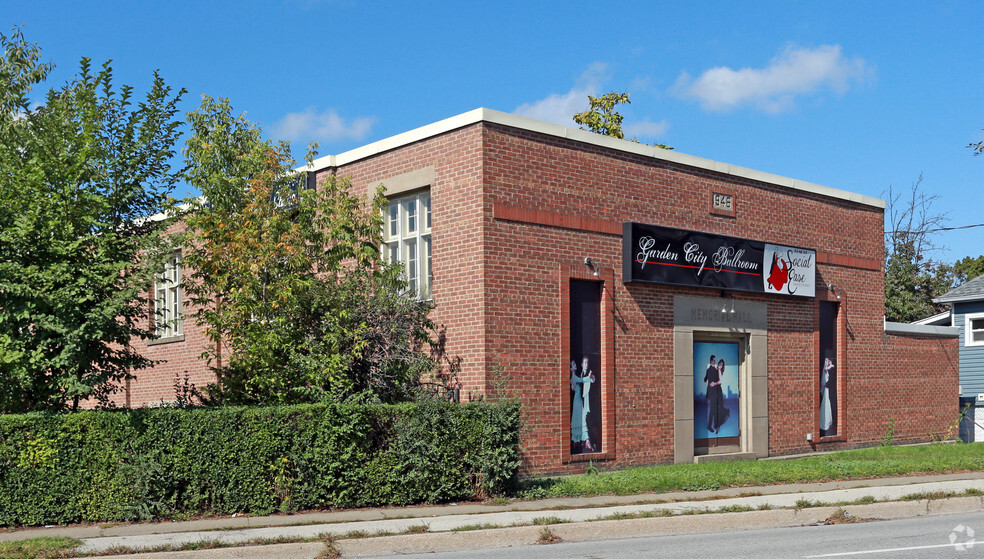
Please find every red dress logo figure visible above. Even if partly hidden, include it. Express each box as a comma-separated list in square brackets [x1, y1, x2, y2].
[767, 252, 789, 291]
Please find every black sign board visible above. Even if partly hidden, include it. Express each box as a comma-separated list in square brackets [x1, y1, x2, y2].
[622, 222, 816, 297]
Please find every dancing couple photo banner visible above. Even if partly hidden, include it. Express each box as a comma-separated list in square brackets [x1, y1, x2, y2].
[693, 341, 740, 445]
[570, 279, 602, 455]
[622, 222, 817, 298]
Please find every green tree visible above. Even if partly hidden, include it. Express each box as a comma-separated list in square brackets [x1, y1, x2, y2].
[573, 91, 673, 150]
[953, 255, 984, 284]
[180, 96, 435, 405]
[0, 29, 185, 412]
[883, 177, 954, 322]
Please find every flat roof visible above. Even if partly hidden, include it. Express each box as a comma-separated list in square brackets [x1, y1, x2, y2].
[304, 108, 886, 210]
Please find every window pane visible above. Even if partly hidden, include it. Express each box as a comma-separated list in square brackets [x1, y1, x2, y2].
[171, 287, 180, 335]
[405, 198, 417, 234]
[422, 236, 432, 299]
[405, 238, 417, 294]
[388, 203, 399, 238]
[156, 288, 166, 334]
[422, 193, 431, 230]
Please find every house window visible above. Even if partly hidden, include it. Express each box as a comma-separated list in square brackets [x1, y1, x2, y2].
[155, 253, 182, 338]
[966, 313, 984, 347]
[382, 190, 431, 300]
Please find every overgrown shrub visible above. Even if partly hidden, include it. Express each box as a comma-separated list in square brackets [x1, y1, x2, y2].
[0, 400, 520, 527]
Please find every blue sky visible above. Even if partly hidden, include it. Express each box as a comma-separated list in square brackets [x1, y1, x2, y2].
[8, 1, 983, 262]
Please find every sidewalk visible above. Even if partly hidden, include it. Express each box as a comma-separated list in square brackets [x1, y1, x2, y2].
[4, 472, 984, 557]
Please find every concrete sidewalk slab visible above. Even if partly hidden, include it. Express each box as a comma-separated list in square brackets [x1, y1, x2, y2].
[66, 541, 328, 559]
[71, 497, 984, 559]
[6, 471, 982, 544]
[65, 477, 984, 555]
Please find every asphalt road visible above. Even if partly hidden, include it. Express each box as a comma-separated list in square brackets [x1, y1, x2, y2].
[380, 511, 984, 559]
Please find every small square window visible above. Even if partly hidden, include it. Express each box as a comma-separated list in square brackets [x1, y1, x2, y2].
[967, 314, 984, 347]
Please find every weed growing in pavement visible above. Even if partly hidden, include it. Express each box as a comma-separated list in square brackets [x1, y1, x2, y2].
[532, 516, 565, 525]
[537, 527, 561, 544]
[718, 505, 755, 513]
[451, 523, 504, 532]
[72, 535, 319, 557]
[899, 490, 955, 501]
[598, 511, 637, 521]
[317, 536, 340, 559]
[794, 499, 829, 510]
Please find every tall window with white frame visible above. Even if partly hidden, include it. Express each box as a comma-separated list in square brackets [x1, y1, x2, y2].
[155, 252, 182, 338]
[382, 190, 431, 300]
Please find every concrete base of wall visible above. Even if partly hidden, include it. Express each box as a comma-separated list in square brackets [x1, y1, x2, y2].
[693, 452, 757, 464]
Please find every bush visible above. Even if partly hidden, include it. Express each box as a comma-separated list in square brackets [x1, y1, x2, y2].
[0, 400, 520, 527]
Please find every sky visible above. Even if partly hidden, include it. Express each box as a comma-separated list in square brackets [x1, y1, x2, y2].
[7, 1, 983, 262]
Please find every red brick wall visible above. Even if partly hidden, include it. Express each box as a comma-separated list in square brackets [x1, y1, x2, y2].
[124, 118, 957, 476]
[104, 220, 218, 408]
[328, 126, 490, 396]
[477, 123, 956, 473]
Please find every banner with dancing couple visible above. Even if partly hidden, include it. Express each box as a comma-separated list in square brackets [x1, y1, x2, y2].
[570, 280, 602, 455]
[693, 341, 740, 445]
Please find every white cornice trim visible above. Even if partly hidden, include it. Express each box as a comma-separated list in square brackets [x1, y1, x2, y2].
[305, 108, 885, 210]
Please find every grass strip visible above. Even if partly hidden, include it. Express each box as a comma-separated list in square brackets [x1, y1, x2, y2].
[0, 537, 81, 559]
[517, 443, 984, 499]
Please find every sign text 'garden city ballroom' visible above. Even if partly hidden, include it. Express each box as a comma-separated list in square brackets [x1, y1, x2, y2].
[621, 223, 816, 297]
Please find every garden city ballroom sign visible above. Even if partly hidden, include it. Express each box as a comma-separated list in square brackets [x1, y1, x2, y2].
[622, 222, 816, 297]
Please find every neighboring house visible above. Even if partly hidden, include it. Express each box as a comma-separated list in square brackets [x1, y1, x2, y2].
[931, 274, 984, 441]
[120, 108, 958, 474]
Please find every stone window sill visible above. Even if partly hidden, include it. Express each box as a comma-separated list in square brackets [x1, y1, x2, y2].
[147, 334, 185, 346]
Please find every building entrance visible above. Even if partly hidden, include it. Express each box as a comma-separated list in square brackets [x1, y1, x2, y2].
[672, 295, 768, 463]
[693, 340, 741, 449]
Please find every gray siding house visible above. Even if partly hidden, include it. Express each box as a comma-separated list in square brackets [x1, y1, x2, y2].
[932, 274, 984, 440]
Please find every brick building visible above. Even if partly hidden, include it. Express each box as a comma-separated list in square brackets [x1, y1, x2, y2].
[129, 108, 959, 474]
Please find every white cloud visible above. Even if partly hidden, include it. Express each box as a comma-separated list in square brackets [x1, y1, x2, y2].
[272, 107, 376, 145]
[624, 119, 670, 140]
[674, 45, 869, 113]
[513, 62, 609, 125]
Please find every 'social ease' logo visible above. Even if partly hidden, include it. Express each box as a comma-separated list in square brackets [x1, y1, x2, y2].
[766, 252, 789, 292]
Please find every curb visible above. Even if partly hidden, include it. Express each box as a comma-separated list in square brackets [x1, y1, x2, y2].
[72, 496, 984, 558]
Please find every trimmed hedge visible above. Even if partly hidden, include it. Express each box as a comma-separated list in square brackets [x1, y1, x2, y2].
[0, 399, 520, 526]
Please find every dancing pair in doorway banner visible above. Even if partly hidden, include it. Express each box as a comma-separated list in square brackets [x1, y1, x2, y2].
[570, 356, 596, 453]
